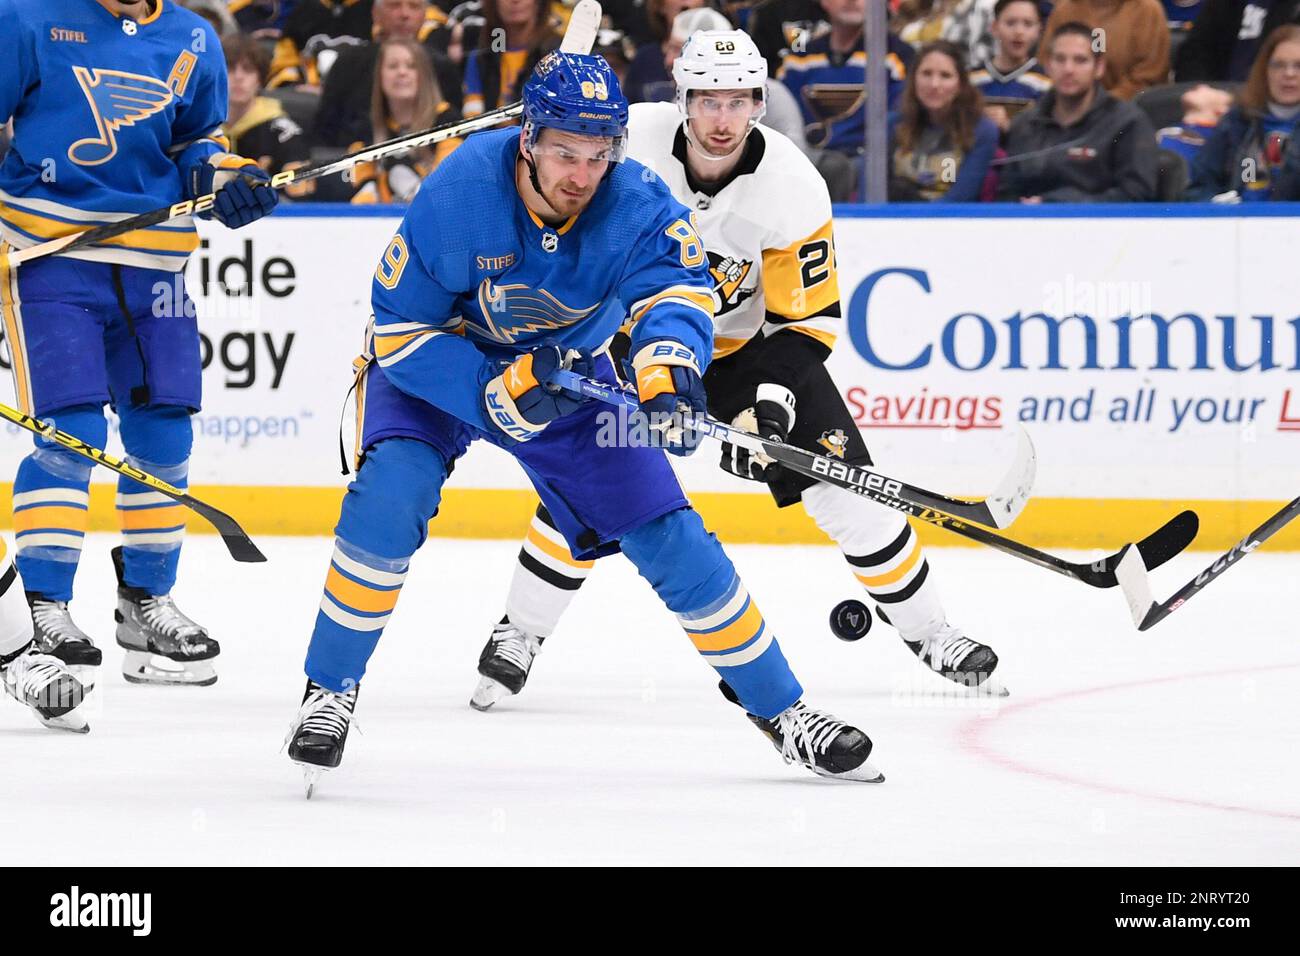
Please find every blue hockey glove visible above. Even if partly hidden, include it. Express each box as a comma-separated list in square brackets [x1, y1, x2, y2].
[483, 346, 595, 443]
[631, 340, 706, 456]
[188, 153, 279, 228]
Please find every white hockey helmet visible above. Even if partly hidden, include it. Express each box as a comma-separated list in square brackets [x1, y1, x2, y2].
[672, 28, 768, 122]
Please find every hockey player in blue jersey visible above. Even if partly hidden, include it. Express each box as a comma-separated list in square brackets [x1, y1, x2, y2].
[285, 50, 883, 792]
[0, 0, 279, 701]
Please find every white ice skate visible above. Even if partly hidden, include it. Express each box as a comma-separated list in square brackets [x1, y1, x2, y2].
[2, 644, 89, 733]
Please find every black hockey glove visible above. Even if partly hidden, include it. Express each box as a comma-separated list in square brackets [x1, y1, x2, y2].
[720, 383, 796, 482]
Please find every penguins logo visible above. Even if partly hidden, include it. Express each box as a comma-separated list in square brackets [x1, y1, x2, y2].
[706, 251, 755, 317]
[818, 428, 848, 458]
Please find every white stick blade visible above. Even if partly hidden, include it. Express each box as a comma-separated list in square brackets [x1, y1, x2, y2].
[1115, 543, 1157, 629]
[985, 425, 1037, 528]
[559, 0, 602, 54]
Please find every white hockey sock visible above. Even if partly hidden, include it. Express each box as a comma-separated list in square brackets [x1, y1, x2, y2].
[801, 482, 945, 639]
[0, 545, 35, 659]
[505, 506, 595, 639]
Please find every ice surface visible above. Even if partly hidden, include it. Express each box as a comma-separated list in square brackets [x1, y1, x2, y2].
[1, 533, 1296, 865]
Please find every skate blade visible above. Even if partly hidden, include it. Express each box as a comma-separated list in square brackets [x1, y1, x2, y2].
[300, 765, 326, 799]
[36, 706, 90, 734]
[122, 652, 217, 687]
[470, 675, 512, 712]
[814, 760, 885, 783]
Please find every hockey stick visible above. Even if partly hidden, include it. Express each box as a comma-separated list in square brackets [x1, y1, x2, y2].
[4, 0, 604, 269]
[0, 402, 266, 563]
[1115, 496, 1300, 630]
[551, 369, 1034, 528]
[550, 369, 1197, 585]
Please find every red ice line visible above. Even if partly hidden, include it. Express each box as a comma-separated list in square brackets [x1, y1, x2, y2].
[956, 662, 1300, 822]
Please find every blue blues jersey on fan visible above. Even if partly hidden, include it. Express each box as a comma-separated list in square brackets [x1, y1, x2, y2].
[0, 0, 229, 271]
[367, 126, 715, 435]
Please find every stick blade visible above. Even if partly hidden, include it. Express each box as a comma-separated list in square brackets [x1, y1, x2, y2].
[1115, 543, 1158, 630]
[1134, 509, 1199, 572]
[983, 425, 1037, 529]
[559, 0, 603, 54]
[184, 497, 268, 563]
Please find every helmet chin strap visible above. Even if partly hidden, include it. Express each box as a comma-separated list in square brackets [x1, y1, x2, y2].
[520, 145, 565, 219]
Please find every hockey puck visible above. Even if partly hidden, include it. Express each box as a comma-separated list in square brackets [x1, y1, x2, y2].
[829, 599, 873, 642]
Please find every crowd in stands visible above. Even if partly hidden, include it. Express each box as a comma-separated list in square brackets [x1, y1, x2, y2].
[7, 0, 1300, 203]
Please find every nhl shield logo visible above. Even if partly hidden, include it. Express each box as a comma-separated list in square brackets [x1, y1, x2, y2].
[818, 428, 848, 458]
[541, 231, 559, 253]
[122, 19, 138, 35]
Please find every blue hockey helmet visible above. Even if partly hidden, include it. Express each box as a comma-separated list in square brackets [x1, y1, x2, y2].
[521, 51, 629, 162]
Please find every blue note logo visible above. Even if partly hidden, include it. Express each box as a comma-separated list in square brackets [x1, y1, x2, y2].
[68, 66, 173, 166]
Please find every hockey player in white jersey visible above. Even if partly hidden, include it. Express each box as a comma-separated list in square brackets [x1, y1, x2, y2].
[473, 28, 1001, 711]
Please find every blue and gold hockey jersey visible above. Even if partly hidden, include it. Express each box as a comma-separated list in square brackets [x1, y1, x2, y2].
[0, 0, 229, 271]
[970, 57, 1052, 109]
[368, 127, 715, 433]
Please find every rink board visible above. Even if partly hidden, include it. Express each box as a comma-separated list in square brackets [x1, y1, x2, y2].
[0, 203, 1296, 550]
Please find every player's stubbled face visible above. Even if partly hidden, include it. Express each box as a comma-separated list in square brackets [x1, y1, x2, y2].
[528, 130, 614, 216]
[687, 90, 760, 156]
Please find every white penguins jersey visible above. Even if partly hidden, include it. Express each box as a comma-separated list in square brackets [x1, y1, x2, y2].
[625, 101, 841, 360]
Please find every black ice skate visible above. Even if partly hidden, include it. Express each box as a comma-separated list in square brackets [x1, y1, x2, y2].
[285, 679, 360, 798]
[470, 616, 543, 711]
[27, 592, 102, 690]
[112, 547, 219, 686]
[720, 681, 884, 782]
[1, 641, 89, 733]
[903, 622, 1005, 694]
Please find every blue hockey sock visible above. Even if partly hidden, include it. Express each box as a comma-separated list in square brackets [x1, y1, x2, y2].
[620, 508, 802, 720]
[12, 404, 105, 602]
[304, 438, 447, 691]
[116, 405, 193, 595]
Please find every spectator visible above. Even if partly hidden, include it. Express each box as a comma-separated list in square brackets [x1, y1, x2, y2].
[350, 39, 463, 203]
[1163, 0, 1203, 28]
[1044, 0, 1171, 99]
[890, 40, 999, 199]
[1186, 24, 1300, 200]
[971, 0, 1052, 135]
[1155, 83, 1232, 165]
[943, 0, 1001, 67]
[625, 0, 715, 103]
[748, 0, 831, 73]
[780, 0, 915, 153]
[997, 21, 1159, 201]
[180, 0, 239, 37]
[896, 0, 964, 49]
[270, 0, 379, 89]
[313, 0, 465, 148]
[462, 0, 561, 117]
[229, 0, 284, 36]
[428, 1, 486, 63]
[222, 34, 311, 181]
[628, 6, 733, 103]
[594, 28, 639, 88]
[1175, 0, 1300, 83]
